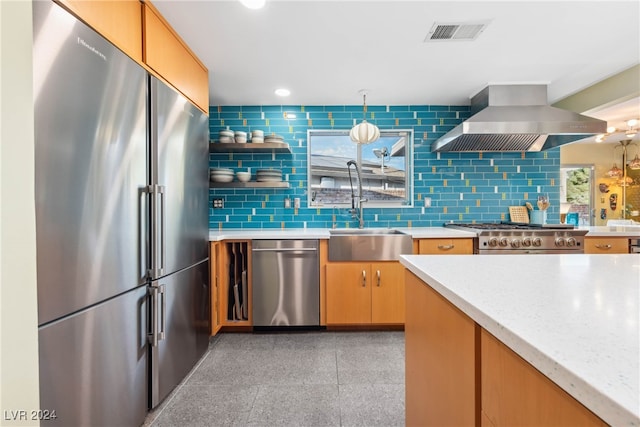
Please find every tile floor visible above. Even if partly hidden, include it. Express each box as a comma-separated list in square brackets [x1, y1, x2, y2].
[144, 331, 405, 426]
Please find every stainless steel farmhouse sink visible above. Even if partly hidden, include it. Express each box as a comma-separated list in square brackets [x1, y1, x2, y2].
[328, 229, 413, 261]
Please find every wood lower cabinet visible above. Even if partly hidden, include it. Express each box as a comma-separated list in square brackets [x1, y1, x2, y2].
[209, 242, 221, 336]
[56, 0, 143, 63]
[405, 269, 607, 426]
[417, 238, 475, 254]
[584, 237, 630, 254]
[481, 329, 606, 426]
[405, 270, 477, 426]
[142, 2, 209, 113]
[326, 262, 404, 325]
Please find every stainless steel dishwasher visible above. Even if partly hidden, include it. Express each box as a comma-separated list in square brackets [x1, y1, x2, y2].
[252, 239, 320, 328]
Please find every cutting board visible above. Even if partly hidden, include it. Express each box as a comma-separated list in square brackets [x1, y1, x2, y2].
[509, 206, 529, 223]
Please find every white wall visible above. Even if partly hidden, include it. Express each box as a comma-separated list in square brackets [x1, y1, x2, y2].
[0, 0, 40, 425]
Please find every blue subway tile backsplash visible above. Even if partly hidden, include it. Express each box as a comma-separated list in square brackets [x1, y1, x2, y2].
[208, 104, 560, 230]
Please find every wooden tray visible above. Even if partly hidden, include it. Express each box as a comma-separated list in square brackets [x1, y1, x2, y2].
[509, 206, 529, 223]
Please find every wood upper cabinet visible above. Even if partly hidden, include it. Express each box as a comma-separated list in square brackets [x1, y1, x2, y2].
[417, 238, 474, 254]
[481, 329, 606, 426]
[55, 0, 143, 63]
[326, 262, 404, 325]
[584, 237, 629, 254]
[142, 2, 209, 113]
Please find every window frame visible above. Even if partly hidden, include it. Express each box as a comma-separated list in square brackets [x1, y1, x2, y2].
[307, 128, 414, 209]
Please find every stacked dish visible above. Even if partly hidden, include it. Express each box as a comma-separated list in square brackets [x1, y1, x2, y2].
[234, 131, 247, 144]
[256, 169, 283, 182]
[251, 129, 264, 143]
[264, 134, 284, 144]
[218, 129, 234, 143]
[210, 168, 234, 183]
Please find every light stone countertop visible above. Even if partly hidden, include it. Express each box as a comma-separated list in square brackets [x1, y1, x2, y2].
[400, 253, 640, 426]
[579, 225, 640, 237]
[208, 227, 477, 241]
[208, 226, 640, 242]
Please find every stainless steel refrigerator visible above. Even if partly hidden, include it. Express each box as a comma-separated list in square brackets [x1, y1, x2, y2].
[33, 2, 210, 425]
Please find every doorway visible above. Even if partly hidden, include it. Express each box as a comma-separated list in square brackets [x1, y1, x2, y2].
[560, 165, 595, 226]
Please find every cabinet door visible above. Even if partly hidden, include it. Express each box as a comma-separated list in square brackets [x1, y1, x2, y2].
[584, 237, 629, 254]
[405, 270, 477, 426]
[481, 329, 606, 426]
[418, 238, 474, 254]
[371, 262, 405, 324]
[143, 2, 209, 113]
[210, 242, 221, 335]
[55, 0, 142, 63]
[326, 263, 372, 324]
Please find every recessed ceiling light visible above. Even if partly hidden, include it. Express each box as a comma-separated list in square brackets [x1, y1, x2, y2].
[239, 0, 265, 10]
[275, 88, 290, 97]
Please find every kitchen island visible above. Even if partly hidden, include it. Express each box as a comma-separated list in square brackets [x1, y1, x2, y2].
[400, 254, 639, 426]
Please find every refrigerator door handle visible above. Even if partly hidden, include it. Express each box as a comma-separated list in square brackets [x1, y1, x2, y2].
[148, 184, 166, 278]
[158, 185, 166, 277]
[158, 284, 166, 341]
[148, 286, 159, 347]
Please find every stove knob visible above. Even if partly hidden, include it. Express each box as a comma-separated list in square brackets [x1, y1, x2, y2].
[532, 237, 543, 247]
[499, 237, 509, 247]
[555, 237, 566, 247]
[566, 237, 576, 247]
[511, 239, 522, 248]
[522, 237, 532, 247]
[488, 237, 499, 247]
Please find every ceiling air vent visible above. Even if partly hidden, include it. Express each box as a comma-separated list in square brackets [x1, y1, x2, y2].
[424, 21, 489, 42]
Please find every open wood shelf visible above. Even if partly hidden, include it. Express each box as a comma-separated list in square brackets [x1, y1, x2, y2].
[209, 181, 290, 189]
[209, 141, 291, 153]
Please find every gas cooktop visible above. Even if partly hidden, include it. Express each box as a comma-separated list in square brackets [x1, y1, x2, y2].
[444, 222, 587, 253]
[444, 222, 576, 231]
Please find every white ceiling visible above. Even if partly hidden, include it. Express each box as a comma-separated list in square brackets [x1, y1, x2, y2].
[154, 0, 640, 131]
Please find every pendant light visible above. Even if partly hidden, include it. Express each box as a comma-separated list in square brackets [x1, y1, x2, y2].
[606, 163, 623, 178]
[628, 153, 640, 170]
[350, 90, 380, 145]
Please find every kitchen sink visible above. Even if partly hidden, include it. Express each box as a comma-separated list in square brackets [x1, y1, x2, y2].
[329, 228, 407, 236]
[328, 228, 413, 261]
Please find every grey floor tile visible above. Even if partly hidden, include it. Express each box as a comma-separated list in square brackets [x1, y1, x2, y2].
[143, 331, 405, 427]
[151, 384, 258, 427]
[273, 331, 337, 350]
[334, 331, 405, 350]
[189, 347, 338, 386]
[246, 384, 341, 427]
[212, 332, 277, 351]
[339, 384, 405, 427]
[337, 345, 404, 385]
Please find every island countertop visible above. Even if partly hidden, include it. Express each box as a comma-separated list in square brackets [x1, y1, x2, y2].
[400, 253, 640, 426]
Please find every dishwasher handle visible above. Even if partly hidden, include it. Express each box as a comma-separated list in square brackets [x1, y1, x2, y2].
[252, 248, 318, 253]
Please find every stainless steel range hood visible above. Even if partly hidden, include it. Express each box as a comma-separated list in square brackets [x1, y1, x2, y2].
[431, 85, 607, 152]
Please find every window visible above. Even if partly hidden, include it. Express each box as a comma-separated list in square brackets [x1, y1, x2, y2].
[307, 129, 413, 208]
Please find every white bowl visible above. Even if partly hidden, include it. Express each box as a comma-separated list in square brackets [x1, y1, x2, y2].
[219, 136, 233, 143]
[251, 130, 264, 137]
[234, 131, 247, 137]
[235, 137, 247, 143]
[211, 175, 234, 183]
[219, 129, 234, 137]
[236, 172, 251, 182]
[251, 137, 264, 144]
